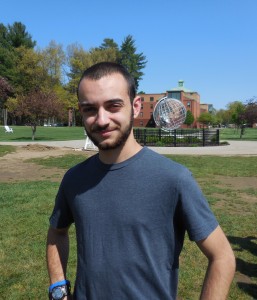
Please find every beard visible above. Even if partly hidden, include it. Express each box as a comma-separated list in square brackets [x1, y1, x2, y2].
[84, 108, 134, 151]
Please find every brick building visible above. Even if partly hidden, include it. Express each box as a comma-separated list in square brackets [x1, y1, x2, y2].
[135, 80, 202, 128]
[200, 103, 214, 114]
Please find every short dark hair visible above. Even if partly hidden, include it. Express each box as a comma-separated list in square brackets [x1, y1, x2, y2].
[77, 62, 136, 102]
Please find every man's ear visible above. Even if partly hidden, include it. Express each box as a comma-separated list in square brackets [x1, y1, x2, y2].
[132, 96, 141, 118]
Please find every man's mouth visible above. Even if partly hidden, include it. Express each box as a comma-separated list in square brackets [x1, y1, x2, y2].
[94, 128, 115, 137]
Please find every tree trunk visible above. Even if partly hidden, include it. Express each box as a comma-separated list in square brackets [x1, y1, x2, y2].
[31, 125, 37, 141]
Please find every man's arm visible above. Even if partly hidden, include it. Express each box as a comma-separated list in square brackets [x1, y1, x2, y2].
[46, 226, 72, 299]
[196, 226, 236, 300]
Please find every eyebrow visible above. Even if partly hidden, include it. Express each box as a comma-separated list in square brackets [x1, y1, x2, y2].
[79, 98, 125, 106]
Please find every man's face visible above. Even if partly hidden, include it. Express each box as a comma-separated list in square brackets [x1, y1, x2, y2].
[78, 73, 138, 151]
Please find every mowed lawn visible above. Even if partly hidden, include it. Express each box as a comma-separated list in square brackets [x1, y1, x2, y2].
[0, 145, 256, 299]
[0, 126, 257, 141]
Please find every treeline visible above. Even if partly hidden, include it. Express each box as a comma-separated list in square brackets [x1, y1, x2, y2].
[196, 100, 257, 131]
[0, 22, 147, 131]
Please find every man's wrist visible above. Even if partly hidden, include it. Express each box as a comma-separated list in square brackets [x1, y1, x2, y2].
[49, 280, 71, 299]
[49, 280, 70, 292]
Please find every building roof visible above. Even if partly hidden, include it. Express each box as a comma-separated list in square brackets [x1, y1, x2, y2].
[168, 80, 195, 93]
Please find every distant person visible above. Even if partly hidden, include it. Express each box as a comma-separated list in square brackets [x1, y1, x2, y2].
[46, 62, 235, 300]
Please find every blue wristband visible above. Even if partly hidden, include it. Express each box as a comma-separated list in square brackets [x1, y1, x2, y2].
[49, 280, 70, 292]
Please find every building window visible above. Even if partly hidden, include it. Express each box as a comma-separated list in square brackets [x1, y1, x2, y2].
[168, 92, 181, 100]
[140, 121, 143, 126]
[150, 97, 154, 102]
[150, 104, 153, 109]
[187, 101, 191, 107]
[141, 97, 144, 102]
[141, 104, 143, 109]
[140, 112, 143, 117]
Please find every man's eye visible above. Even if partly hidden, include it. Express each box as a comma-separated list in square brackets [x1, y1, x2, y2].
[109, 104, 122, 111]
[83, 107, 96, 113]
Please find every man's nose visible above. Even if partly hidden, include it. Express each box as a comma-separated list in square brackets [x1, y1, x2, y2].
[96, 107, 109, 127]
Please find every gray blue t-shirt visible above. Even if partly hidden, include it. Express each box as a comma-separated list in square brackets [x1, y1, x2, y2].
[50, 147, 218, 299]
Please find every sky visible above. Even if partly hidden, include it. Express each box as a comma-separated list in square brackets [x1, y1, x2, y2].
[1, 0, 257, 110]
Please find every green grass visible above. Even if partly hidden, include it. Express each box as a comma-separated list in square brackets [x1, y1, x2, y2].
[165, 155, 257, 177]
[1, 126, 257, 142]
[26, 154, 87, 169]
[0, 181, 77, 299]
[0, 126, 85, 141]
[0, 145, 16, 157]
[0, 152, 256, 299]
[220, 128, 257, 140]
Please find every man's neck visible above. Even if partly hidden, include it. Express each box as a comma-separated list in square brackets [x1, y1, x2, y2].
[98, 138, 142, 165]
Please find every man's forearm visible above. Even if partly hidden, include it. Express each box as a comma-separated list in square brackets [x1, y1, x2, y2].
[46, 227, 70, 284]
[200, 257, 235, 300]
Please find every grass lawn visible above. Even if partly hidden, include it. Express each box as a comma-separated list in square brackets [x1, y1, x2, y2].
[1, 126, 257, 142]
[219, 128, 257, 140]
[0, 126, 86, 141]
[0, 147, 256, 299]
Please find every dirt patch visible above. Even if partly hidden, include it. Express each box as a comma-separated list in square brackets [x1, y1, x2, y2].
[0, 144, 93, 182]
[21, 144, 58, 151]
[216, 175, 257, 189]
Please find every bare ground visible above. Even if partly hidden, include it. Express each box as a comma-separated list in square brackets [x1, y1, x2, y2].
[0, 144, 93, 182]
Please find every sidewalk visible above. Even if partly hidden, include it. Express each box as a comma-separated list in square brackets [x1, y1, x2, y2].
[0, 140, 257, 156]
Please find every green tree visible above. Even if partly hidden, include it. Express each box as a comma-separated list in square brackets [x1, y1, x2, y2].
[197, 112, 213, 127]
[13, 46, 50, 94]
[184, 110, 194, 127]
[5, 22, 36, 48]
[215, 109, 231, 127]
[118, 35, 147, 90]
[40, 40, 66, 87]
[0, 24, 18, 81]
[0, 22, 36, 84]
[226, 101, 246, 138]
[227, 101, 245, 125]
[99, 38, 119, 51]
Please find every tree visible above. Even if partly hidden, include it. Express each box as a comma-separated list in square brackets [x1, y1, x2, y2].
[40, 40, 66, 87]
[13, 46, 54, 94]
[184, 110, 194, 127]
[99, 38, 119, 51]
[0, 77, 13, 108]
[215, 109, 231, 127]
[7, 89, 65, 140]
[0, 77, 13, 125]
[0, 23, 18, 81]
[197, 112, 213, 127]
[6, 22, 36, 48]
[243, 97, 257, 127]
[226, 101, 246, 138]
[0, 22, 36, 83]
[118, 35, 147, 90]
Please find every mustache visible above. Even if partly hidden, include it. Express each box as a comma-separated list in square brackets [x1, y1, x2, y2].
[91, 125, 112, 132]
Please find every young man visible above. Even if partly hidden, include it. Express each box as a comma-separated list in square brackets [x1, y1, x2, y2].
[47, 62, 235, 300]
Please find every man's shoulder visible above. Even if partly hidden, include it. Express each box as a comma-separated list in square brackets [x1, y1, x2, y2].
[143, 147, 188, 171]
[63, 154, 97, 179]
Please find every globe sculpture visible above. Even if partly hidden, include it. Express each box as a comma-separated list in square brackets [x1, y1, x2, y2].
[153, 97, 187, 130]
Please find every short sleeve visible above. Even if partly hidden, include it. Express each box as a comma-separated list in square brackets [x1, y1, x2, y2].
[177, 168, 218, 241]
[49, 177, 74, 229]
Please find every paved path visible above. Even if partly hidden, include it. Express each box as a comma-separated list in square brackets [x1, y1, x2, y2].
[1, 140, 257, 156]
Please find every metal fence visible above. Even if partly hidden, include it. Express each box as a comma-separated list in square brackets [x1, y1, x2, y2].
[133, 128, 220, 147]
